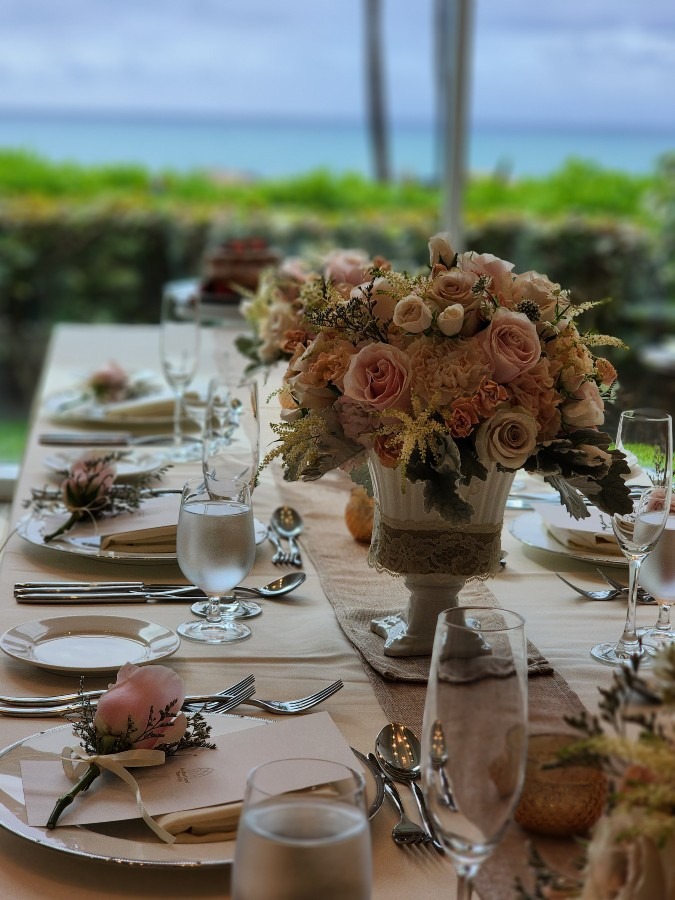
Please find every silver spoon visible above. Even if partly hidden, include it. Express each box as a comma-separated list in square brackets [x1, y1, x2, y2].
[271, 506, 304, 567]
[190, 572, 306, 618]
[375, 723, 445, 854]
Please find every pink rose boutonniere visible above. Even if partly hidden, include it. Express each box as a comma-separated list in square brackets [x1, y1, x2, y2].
[47, 663, 214, 841]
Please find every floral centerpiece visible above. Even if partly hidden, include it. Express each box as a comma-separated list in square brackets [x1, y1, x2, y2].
[518, 646, 675, 899]
[261, 232, 633, 655]
[267, 232, 632, 523]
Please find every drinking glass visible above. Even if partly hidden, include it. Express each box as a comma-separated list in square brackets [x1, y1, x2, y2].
[191, 376, 263, 620]
[232, 758, 371, 900]
[591, 409, 673, 666]
[421, 606, 528, 900]
[639, 512, 675, 651]
[159, 289, 201, 461]
[175, 478, 255, 644]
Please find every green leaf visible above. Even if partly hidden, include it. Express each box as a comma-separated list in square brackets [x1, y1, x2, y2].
[349, 463, 373, 496]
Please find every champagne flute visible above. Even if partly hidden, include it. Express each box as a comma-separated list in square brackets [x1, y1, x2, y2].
[591, 409, 673, 666]
[639, 510, 675, 651]
[232, 758, 371, 900]
[175, 478, 255, 644]
[159, 289, 201, 462]
[421, 606, 528, 900]
[191, 376, 263, 621]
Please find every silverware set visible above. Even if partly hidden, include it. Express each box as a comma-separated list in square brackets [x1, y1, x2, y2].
[268, 506, 304, 567]
[556, 569, 654, 603]
[0, 676, 343, 719]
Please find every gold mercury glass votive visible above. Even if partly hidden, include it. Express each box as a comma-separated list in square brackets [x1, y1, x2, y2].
[515, 733, 607, 836]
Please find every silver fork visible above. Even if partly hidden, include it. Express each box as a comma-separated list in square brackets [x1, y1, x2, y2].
[368, 753, 430, 846]
[598, 569, 655, 603]
[0, 678, 257, 718]
[268, 528, 291, 566]
[556, 573, 653, 603]
[187, 678, 344, 716]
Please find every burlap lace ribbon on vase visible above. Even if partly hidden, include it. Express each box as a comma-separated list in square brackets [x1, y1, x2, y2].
[368, 514, 503, 579]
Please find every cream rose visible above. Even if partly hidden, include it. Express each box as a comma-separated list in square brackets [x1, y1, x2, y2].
[343, 342, 411, 411]
[392, 295, 433, 333]
[561, 380, 605, 428]
[437, 303, 464, 336]
[478, 308, 541, 383]
[474, 406, 538, 469]
[511, 270, 562, 322]
[428, 231, 455, 268]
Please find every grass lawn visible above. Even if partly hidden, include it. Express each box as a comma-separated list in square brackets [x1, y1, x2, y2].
[0, 420, 27, 462]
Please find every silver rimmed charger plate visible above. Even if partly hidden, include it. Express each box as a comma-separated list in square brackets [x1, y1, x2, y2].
[509, 511, 626, 568]
[0, 716, 381, 867]
[43, 449, 167, 483]
[0, 615, 180, 674]
[16, 512, 268, 566]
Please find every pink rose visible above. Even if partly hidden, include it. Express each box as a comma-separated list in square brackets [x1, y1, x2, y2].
[323, 249, 371, 286]
[511, 271, 562, 322]
[392, 295, 433, 333]
[478, 308, 541, 383]
[474, 406, 538, 469]
[561, 380, 605, 428]
[94, 663, 187, 750]
[343, 342, 411, 411]
[459, 251, 515, 306]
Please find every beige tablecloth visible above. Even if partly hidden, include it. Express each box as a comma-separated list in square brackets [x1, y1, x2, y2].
[0, 324, 654, 899]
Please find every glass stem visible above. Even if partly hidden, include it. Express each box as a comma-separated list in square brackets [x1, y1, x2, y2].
[618, 556, 644, 655]
[655, 603, 672, 631]
[206, 595, 223, 624]
[456, 876, 473, 900]
[173, 387, 185, 447]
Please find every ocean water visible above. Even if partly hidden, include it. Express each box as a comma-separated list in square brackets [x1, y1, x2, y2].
[1, 112, 674, 179]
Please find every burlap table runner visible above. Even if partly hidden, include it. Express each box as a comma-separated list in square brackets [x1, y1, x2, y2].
[274, 468, 585, 898]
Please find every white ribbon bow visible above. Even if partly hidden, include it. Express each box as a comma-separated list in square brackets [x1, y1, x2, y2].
[61, 745, 176, 844]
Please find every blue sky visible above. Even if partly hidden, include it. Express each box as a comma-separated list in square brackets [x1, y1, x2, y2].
[0, 0, 674, 130]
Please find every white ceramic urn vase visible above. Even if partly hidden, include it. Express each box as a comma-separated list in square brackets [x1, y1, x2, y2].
[368, 453, 515, 657]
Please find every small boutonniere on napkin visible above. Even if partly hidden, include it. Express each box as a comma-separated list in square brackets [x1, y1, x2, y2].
[46, 662, 215, 843]
[26, 451, 170, 542]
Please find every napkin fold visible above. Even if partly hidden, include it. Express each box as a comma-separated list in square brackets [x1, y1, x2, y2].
[155, 802, 243, 843]
[533, 503, 621, 556]
[95, 395, 177, 421]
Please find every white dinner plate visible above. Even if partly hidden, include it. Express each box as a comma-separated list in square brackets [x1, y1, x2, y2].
[16, 512, 268, 565]
[0, 615, 180, 674]
[42, 449, 167, 483]
[509, 511, 627, 568]
[0, 716, 381, 867]
[44, 372, 169, 427]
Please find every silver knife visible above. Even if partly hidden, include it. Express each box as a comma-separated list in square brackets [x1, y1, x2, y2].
[39, 432, 177, 447]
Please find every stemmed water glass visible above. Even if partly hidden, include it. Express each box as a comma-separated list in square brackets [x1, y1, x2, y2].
[175, 478, 256, 644]
[189, 376, 263, 621]
[420, 606, 528, 900]
[639, 510, 675, 651]
[159, 289, 201, 461]
[591, 408, 673, 666]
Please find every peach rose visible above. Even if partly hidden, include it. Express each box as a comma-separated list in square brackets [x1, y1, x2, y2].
[393, 295, 433, 333]
[436, 303, 465, 336]
[372, 432, 403, 468]
[595, 357, 618, 388]
[472, 378, 508, 418]
[511, 271, 562, 322]
[459, 251, 515, 306]
[323, 249, 371, 286]
[94, 663, 187, 750]
[447, 400, 479, 438]
[343, 342, 411, 411]
[474, 406, 538, 469]
[478, 308, 541, 383]
[561, 380, 605, 429]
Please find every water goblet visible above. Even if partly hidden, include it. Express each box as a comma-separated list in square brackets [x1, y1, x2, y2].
[421, 606, 528, 900]
[159, 289, 201, 462]
[591, 408, 673, 666]
[640, 512, 675, 651]
[175, 477, 255, 644]
[191, 376, 263, 621]
[232, 758, 371, 900]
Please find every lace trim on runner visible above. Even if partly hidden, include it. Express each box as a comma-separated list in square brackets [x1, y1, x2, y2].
[367, 516, 503, 579]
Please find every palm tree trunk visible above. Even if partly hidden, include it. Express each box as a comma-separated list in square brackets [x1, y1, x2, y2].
[364, 0, 390, 183]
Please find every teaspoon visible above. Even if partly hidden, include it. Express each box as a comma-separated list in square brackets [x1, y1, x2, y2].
[375, 723, 446, 854]
[190, 572, 306, 618]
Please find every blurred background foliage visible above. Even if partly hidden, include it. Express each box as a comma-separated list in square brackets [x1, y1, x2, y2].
[2, 149, 675, 459]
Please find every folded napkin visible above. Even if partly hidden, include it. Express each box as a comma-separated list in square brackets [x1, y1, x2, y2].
[156, 802, 243, 843]
[42, 494, 180, 554]
[95, 394, 177, 421]
[533, 502, 621, 556]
